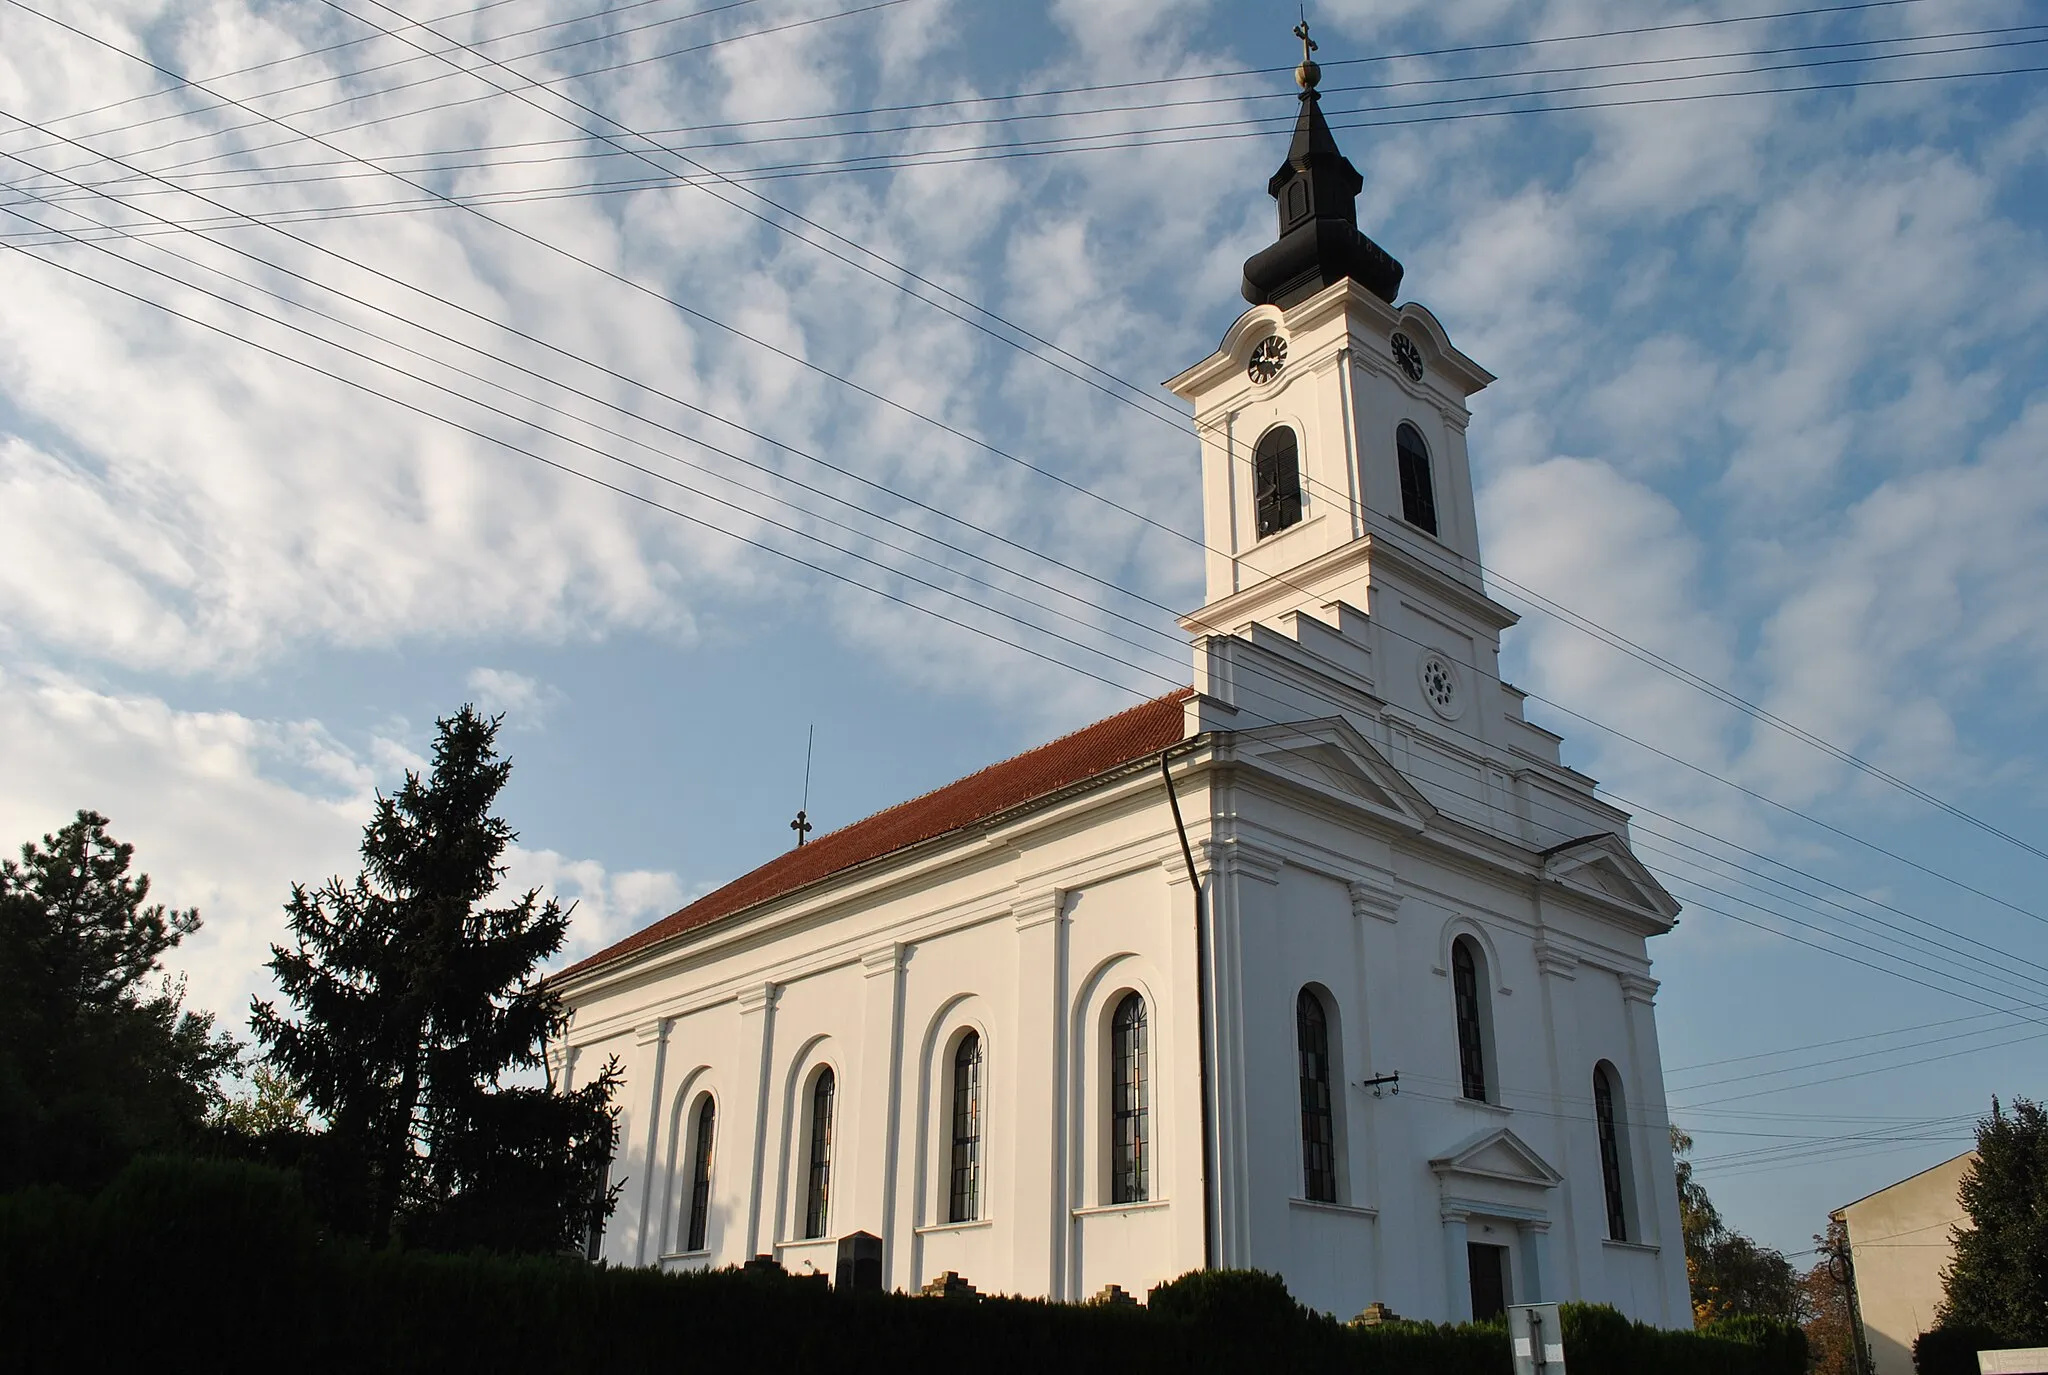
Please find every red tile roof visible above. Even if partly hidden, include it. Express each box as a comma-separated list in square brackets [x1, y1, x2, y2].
[561, 688, 1192, 982]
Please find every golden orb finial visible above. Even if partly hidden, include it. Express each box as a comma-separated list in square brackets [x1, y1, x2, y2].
[1292, 17, 1321, 91]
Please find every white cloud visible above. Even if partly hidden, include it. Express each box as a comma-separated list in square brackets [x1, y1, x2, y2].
[465, 666, 564, 725]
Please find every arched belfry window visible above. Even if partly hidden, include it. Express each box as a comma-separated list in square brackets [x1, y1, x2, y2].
[1253, 426, 1303, 538]
[1594, 1062, 1633, 1242]
[1451, 937, 1490, 1102]
[803, 1067, 836, 1239]
[1296, 989, 1337, 1203]
[1396, 422, 1438, 536]
[948, 1032, 983, 1223]
[1110, 992, 1149, 1203]
[684, 1094, 716, 1252]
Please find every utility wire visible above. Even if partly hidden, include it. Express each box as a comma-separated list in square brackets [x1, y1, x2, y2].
[24, 20, 2032, 207]
[8, 80, 2039, 1000]
[16, 16, 2048, 1032]
[8, 0, 1955, 184]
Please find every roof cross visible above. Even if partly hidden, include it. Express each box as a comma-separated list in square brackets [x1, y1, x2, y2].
[1292, 15, 1322, 91]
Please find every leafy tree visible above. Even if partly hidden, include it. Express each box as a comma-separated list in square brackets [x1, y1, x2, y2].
[1801, 1218, 1864, 1375]
[1938, 1097, 2048, 1344]
[0, 810, 238, 1191]
[1672, 1124, 1803, 1326]
[251, 706, 621, 1253]
[214, 1065, 311, 1138]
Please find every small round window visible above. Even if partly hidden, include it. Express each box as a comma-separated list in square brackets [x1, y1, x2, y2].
[1419, 653, 1461, 719]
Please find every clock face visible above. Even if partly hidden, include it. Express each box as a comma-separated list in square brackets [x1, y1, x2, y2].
[1247, 334, 1288, 384]
[1390, 332, 1425, 382]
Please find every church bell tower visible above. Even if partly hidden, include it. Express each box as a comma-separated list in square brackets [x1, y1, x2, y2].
[1166, 27, 1502, 656]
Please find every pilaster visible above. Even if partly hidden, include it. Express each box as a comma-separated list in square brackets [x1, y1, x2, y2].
[1007, 888, 1068, 1297]
[630, 1018, 672, 1265]
[851, 943, 908, 1283]
[735, 981, 781, 1258]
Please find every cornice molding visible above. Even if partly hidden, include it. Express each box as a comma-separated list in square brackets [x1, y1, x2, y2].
[736, 981, 781, 1015]
[634, 1020, 671, 1047]
[1532, 939, 1580, 980]
[1350, 878, 1403, 924]
[861, 943, 907, 979]
[1012, 886, 1068, 931]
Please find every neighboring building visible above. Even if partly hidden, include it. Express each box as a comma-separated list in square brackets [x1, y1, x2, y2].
[552, 50, 1692, 1326]
[1834, 1151, 1976, 1375]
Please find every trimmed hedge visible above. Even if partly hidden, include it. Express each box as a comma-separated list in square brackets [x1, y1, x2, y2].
[1, 1157, 1804, 1374]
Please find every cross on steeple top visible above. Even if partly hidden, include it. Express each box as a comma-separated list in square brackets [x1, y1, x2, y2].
[1292, 17, 1322, 90]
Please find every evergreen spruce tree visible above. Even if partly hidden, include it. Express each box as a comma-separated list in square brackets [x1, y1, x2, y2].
[252, 707, 621, 1252]
[0, 811, 238, 1191]
[1939, 1097, 2048, 1344]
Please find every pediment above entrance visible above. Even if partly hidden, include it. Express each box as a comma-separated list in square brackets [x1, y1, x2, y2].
[1229, 717, 1435, 832]
[1540, 833, 1681, 929]
[1429, 1127, 1564, 1191]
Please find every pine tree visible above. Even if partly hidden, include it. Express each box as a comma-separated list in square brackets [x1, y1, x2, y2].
[0, 811, 238, 1191]
[1939, 1097, 2048, 1344]
[251, 707, 621, 1252]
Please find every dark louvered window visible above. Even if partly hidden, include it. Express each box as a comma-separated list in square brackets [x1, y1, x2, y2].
[1453, 938, 1488, 1102]
[804, 1068, 835, 1238]
[1254, 427, 1303, 537]
[685, 1095, 716, 1252]
[949, 1032, 983, 1223]
[1110, 993, 1149, 1203]
[1297, 989, 1337, 1203]
[1397, 422, 1438, 535]
[1595, 1064, 1630, 1241]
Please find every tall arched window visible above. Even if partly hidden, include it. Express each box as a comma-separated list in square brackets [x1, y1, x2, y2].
[1110, 992, 1149, 1204]
[1452, 937, 1489, 1102]
[803, 1067, 836, 1239]
[1594, 1062, 1633, 1242]
[1253, 426, 1303, 537]
[1396, 422, 1438, 535]
[1297, 989, 1337, 1203]
[948, 1032, 983, 1223]
[684, 1094, 716, 1252]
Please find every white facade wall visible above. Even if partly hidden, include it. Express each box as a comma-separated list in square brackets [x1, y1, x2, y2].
[557, 275, 1692, 1325]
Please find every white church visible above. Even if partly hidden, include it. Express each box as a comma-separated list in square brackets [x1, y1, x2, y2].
[555, 46, 1693, 1327]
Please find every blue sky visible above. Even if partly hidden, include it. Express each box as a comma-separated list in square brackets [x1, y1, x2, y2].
[3, 0, 2046, 1263]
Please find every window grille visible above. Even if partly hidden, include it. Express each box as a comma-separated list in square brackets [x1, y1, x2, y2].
[685, 1095, 716, 1252]
[1297, 989, 1337, 1202]
[1452, 938, 1488, 1102]
[1396, 422, 1438, 535]
[1595, 1065, 1630, 1241]
[949, 1032, 983, 1223]
[1110, 993, 1149, 1204]
[1253, 427, 1304, 537]
[804, 1068, 835, 1239]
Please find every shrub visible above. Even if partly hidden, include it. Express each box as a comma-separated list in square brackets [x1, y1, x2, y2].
[0, 1159, 1811, 1375]
[1916, 1323, 2007, 1375]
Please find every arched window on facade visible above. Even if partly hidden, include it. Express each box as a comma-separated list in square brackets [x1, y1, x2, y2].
[1297, 988, 1337, 1203]
[684, 1094, 716, 1252]
[1253, 426, 1304, 538]
[1452, 937, 1490, 1102]
[1594, 1061, 1633, 1242]
[803, 1067, 836, 1239]
[1110, 992, 1149, 1204]
[948, 1031, 983, 1223]
[1396, 422, 1438, 536]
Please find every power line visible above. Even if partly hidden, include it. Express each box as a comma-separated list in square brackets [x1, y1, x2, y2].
[9, 0, 1956, 187]
[21, 6, 2047, 888]
[26, 19, 2034, 205]
[14, 14, 2048, 1069]
[8, 80, 2039, 1032]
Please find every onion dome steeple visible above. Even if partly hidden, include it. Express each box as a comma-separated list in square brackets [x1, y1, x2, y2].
[1240, 22, 1404, 309]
